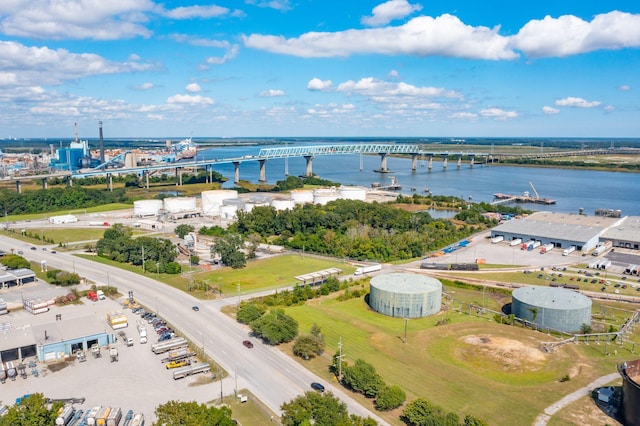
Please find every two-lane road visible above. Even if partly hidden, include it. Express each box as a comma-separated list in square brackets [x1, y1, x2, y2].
[0, 237, 388, 425]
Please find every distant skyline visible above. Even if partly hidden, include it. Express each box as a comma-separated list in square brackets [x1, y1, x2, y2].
[1, 1, 639, 139]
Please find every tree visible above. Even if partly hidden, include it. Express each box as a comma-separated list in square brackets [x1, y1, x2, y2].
[0, 254, 30, 270]
[281, 391, 376, 426]
[175, 224, 195, 239]
[153, 400, 235, 426]
[250, 309, 298, 345]
[0, 393, 62, 426]
[342, 359, 385, 398]
[374, 385, 406, 411]
[401, 398, 447, 426]
[237, 302, 266, 324]
[463, 415, 489, 426]
[293, 323, 325, 360]
[211, 233, 246, 269]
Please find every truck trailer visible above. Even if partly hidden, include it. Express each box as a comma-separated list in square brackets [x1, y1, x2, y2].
[562, 246, 576, 256]
[172, 362, 210, 380]
[592, 241, 613, 256]
[151, 337, 188, 355]
[354, 263, 382, 275]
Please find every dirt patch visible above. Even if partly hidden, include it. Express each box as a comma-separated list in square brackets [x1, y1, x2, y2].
[188, 373, 217, 387]
[459, 334, 547, 371]
[47, 360, 72, 373]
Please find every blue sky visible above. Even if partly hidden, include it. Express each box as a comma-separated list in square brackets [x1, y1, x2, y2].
[1, 0, 639, 138]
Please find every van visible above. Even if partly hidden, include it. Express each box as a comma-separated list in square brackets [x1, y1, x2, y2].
[97, 290, 106, 300]
[126, 338, 134, 347]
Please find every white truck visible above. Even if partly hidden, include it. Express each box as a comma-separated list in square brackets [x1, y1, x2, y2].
[97, 290, 106, 300]
[354, 263, 382, 275]
[562, 246, 576, 256]
[592, 241, 612, 256]
[137, 322, 147, 344]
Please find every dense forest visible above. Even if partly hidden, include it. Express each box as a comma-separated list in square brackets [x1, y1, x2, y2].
[231, 199, 484, 262]
[0, 187, 129, 215]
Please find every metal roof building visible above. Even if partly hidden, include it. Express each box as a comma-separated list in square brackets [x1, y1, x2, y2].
[512, 286, 591, 333]
[600, 216, 640, 250]
[490, 212, 622, 253]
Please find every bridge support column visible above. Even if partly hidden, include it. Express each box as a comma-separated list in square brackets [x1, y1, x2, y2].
[144, 170, 150, 189]
[233, 162, 240, 184]
[41, 179, 48, 190]
[304, 156, 314, 177]
[442, 154, 448, 170]
[469, 155, 475, 167]
[176, 168, 183, 186]
[379, 153, 388, 172]
[209, 166, 213, 184]
[428, 155, 433, 170]
[258, 159, 267, 183]
[108, 173, 113, 192]
[411, 154, 418, 171]
[457, 155, 462, 169]
[15, 180, 22, 194]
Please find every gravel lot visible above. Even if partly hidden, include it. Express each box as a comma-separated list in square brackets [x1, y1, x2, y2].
[0, 297, 229, 422]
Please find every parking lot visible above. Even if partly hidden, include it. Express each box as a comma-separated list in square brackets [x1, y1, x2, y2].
[0, 297, 227, 421]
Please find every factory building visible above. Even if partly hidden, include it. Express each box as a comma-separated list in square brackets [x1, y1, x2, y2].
[491, 212, 623, 253]
[511, 286, 591, 333]
[600, 216, 640, 250]
[369, 273, 442, 318]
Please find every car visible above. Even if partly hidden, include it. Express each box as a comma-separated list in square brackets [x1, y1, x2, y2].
[311, 382, 325, 392]
[192, 306, 199, 311]
[30, 246, 36, 250]
[243, 340, 254, 349]
[42, 247, 47, 251]
[50, 250, 57, 254]
[591, 279, 597, 284]
[622, 276, 628, 281]
[17, 250, 23, 255]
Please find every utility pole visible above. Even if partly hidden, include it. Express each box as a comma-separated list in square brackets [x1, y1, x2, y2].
[336, 337, 345, 377]
[141, 245, 145, 273]
[403, 318, 409, 344]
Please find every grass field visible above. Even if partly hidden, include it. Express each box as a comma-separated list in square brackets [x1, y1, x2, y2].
[280, 284, 634, 426]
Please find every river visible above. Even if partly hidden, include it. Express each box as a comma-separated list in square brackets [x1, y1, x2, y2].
[194, 144, 640, 216]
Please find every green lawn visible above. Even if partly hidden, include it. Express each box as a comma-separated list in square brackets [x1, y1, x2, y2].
[281, 286, 632, 426]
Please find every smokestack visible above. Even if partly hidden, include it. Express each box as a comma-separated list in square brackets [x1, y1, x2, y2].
[98, 121, 105, 163]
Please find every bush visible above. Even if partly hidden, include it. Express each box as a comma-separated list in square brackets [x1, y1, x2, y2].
[375, 385, 406, 410]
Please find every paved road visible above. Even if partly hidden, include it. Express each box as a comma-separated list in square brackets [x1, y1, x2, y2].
[0, 236, 389, 425]
[532, 373, 620, 426]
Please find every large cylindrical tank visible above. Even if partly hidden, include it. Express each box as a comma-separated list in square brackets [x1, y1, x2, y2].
[619, 360, 640, 426]
[134, 200, 163, 217]
[369, 273, 442, 318]
[290, 189, 314, 204]
[511, 286, 591, 333]
[313, 187, 340, 205]
[243, 196, 271, 213]
[201, 190, 238, 216]
[272, 199, 296, 211]
[163, 197, 196, 213]
[339, 186, 367, 201]
[220, 204, 238, 219]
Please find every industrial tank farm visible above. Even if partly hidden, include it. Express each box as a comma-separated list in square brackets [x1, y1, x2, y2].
[133, 200, 163, 217]
[369, 273, 442, 318]
[201, 190, 238, 216]
[511, 286, 591, 333]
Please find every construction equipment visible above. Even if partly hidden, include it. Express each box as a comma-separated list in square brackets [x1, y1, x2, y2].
[109, 347, 118, 363]
[529, 181, 540, 200]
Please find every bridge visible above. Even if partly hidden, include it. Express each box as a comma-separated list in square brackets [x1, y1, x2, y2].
[1, 144, 625, 193]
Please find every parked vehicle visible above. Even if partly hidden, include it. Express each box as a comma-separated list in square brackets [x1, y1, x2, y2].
[55, 405, 75, 426]
[87, 292, 98, 302]
[109, 347, 118, 363]
[151, 337, 188, 355]
[311, 382, 325, 392]
[172, 363, 210, 380]
[354, 263, 382, 275]
[106, 407, 122, 426]
[562, 246, 577, 256]
[166, 359, 191, 369]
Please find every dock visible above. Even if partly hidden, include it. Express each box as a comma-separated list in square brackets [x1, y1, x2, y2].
[492, 193, 556, 205]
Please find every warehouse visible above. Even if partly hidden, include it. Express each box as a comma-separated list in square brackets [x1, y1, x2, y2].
[0, 315, 114, 362]
[600, 216, 640, 250]
[490, 212, 622, 253]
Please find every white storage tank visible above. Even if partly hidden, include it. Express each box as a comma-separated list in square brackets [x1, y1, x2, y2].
[201, 190, 238, 216]
[272, 199, 296, 211]
[220, 204, 238, 219]
[339, 186, 367, 201]
[290, 189, 314, 204]
[163, 197, 196, 213]
[313, 187, 340, 205]
[133, 199, 163, 217]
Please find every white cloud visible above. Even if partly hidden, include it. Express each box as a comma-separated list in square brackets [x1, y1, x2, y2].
[361, 0, 422, 27]
[186, 83, 201, 93]
[510, 11, 640, 58]
[205, 44, 240, 65]
[0, 0, 154, 40]
[307, 78, 332, 91]
[619, 85, 632, 91]
[542, 106, 560, 115]
[388, 70, 400, 80]
[133, 82, 154, 90]
[449, 112, 478, 119]
[0, 41, 154, 87]
[245, 0, 291, 11]
[336, 77, 462, 100]
[555, 97, 601, 108]
[604, 105, 615, 112]
[259, 89, 285, 97]
[479, 108, 518, 119]
[167, 94, 214, 105]
[243, 14, 517, 60]
[164, 5, 230, 19]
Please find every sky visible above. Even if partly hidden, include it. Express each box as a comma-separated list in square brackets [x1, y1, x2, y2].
[0, 0, 639, 139]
